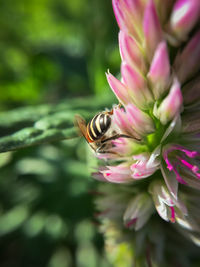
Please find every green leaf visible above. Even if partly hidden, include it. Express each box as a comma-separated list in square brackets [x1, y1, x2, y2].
[0, 96, 113, 153]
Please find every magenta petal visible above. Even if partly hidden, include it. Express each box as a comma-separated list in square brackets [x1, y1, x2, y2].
[171, 0, 200, 38]
[148, 41, 170, 99]
[143, 0, 163, 59]
[119, 31, 145, 71]
[106, 72, 130, 105]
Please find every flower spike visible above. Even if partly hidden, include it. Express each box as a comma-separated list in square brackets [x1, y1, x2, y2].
[93, 0, 200, 252]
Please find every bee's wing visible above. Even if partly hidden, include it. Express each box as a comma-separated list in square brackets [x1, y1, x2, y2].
[74, 114, 89, 142]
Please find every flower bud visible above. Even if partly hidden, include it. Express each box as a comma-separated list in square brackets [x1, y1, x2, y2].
[106, 72, 130, 105]
[119, 31, 145, 72]
[153, 78, 183, 125]
[143, 0, 163, 59]
[112, 0, 144, 41]
[148, 41, 170, 99]
[121, 63, 153, 109]
[126, 104, 155, 136]
[170, 0, 200, 40]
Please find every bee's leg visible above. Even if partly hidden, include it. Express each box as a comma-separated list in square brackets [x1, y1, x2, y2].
[101, 134, 141, 143]
[96, 143, 118, 155]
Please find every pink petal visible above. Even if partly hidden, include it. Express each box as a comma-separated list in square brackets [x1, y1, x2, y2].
[143, 0, 163, 59]
[113, 107, 140, 138]
[121, 63, 153, 108]
[112, 0, 144, 40]
[153, 78, 183, 125]
[112, 0, 128, 33]
[171, 0, 200, 39]
[101, 163, 133, 183]
[131, 152, 160, 179]
[148, 41, 170, 99]
[119, 31, 145, 72]
[111, 137, 133, 155]
[106, 72, 130, 105]
[126, 104, 155, 135]
[121, 63, 145, 89]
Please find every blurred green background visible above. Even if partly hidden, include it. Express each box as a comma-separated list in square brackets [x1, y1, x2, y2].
[0, 0, 121, 266]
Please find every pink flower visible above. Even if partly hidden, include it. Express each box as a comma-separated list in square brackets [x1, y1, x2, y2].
[90, 0, 200, 244]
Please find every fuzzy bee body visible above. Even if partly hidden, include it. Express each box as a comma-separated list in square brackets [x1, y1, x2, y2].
[87, 113, 111, 142]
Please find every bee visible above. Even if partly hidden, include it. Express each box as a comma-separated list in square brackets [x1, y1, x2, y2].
[75, 107, 140, 154]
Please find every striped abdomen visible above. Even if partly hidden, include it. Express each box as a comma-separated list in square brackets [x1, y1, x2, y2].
[87, 113, 111, 142]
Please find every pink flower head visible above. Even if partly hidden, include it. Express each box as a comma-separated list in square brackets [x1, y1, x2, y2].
[93, 0, 200, 246]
